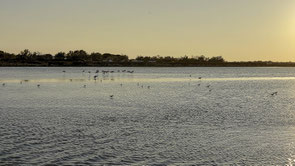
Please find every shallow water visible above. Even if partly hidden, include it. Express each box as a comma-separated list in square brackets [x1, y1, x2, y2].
[1, 67, 295, 165]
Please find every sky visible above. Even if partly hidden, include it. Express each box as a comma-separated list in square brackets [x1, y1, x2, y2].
[0, 0, 295, 61]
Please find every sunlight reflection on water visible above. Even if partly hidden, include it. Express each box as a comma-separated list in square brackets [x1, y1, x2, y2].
[2, 67, 295, 165]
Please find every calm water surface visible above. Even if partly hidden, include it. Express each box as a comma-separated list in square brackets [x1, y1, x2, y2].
[1, 67, 295, 165]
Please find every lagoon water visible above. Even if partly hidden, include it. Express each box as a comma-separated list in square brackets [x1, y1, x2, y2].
[1, 67, 295, 165]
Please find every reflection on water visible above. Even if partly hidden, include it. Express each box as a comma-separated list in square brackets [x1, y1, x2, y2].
[2, 67, 295, 165]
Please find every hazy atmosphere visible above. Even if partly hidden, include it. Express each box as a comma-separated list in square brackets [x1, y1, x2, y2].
[1, 0, 295, 61]
[3, 1, 295, 165]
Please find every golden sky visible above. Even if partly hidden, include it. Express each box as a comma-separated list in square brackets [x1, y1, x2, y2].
[0, 0, 295, 61]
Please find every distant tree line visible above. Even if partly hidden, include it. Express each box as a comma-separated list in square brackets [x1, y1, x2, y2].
[0, 49, 129, 66]
[1, 49, 295, 67]
[134, 55, 225, 66]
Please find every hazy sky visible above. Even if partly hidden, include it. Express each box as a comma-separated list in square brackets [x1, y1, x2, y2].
[0, 0, 295, 61]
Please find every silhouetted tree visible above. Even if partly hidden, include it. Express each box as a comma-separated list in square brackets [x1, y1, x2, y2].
[0, 50, 16, 61]
[197, 55, 209, 62]
[17, 49, 31, 61]
[0, 49, 235, 66]
[55, 52, 65, 60]
[37, 54, 53, 61]
[90, 52, 102, 62]
[208, 56, 225, 63]
[66, 50, 89, 61]
[29, 51, 41, 61]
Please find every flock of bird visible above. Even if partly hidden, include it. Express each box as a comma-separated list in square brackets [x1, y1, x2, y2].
[79, 69, 139, 99]
[1, 69, 142, 99]
[1, 69, 279, 98]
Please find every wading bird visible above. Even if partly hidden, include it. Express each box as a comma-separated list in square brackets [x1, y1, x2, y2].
[94, 75, 98, 80]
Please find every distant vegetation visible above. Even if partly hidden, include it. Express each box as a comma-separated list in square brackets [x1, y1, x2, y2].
[1, 49, 295, 67]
